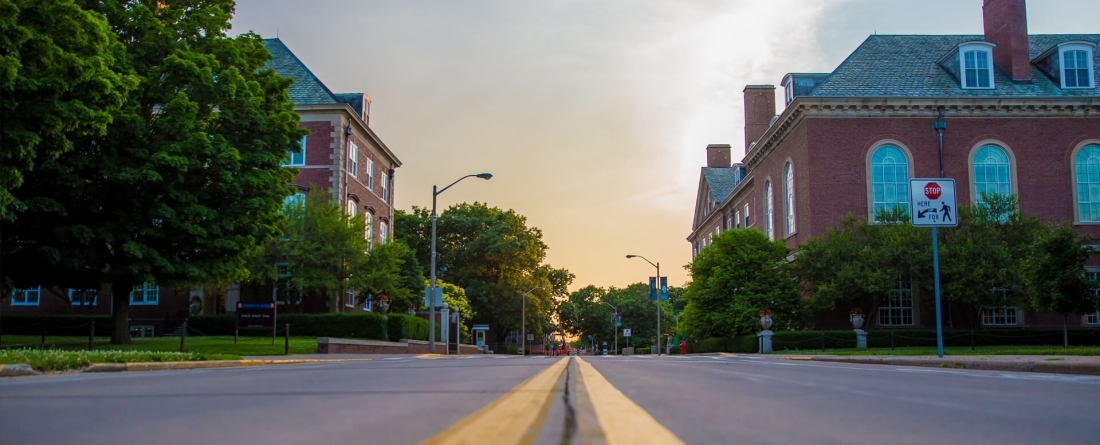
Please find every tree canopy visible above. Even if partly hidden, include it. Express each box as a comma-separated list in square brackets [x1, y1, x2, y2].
[1, 0, 305, 343]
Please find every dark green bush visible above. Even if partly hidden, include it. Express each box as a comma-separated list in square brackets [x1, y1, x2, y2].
[1, 315, 112, 336]
[387, 314, 428, 341]
[685, 329, 1100, 353]
[634, 347, 651, 355]
[497, 345, 520, 355]
[187, 313, 387, 340]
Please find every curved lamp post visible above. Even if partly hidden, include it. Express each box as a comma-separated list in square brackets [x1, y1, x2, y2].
[430, 173, 492, 353]
[626, 254, 661, 356]
[521, 286, 544, 356]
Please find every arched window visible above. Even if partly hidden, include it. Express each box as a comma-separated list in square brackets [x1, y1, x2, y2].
[365, 213, 374, 250]
[972, 145, 1012, 206]
[869, 145, 910, 222]
[1075, 145, 1100, 222]
[764, 180, 774, 240]
[784, 162, 795, 236]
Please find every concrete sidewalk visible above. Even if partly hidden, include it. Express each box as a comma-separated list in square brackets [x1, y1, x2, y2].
[785, 354, 1100, 375]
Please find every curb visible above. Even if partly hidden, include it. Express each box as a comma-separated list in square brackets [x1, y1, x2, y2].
[0, 364, 40, 377]
[81, 358, 368, 373]
[785, 356, 1100, 376]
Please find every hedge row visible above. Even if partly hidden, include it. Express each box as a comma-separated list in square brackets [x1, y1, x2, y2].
[187, 313, 387, 340]
[688, 328, 1100, 353]
[386, 314, 429, 341]
[1, 315, 113, 336]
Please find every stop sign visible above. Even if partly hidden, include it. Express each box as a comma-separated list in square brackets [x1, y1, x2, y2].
[924, 182, 942, 200]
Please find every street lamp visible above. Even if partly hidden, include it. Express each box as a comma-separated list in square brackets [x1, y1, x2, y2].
[430, 173, 492, 353]
[626, 254, 662, 356]
[601, 301, 618, 355]
[521, 286, 544, 356]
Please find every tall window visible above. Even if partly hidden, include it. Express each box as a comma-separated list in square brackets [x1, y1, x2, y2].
[382, 172, 390, 202]
[878, 277, 914, 326]
[347, 200, 358, 218]
[1062, 48, 1094, 89]
[870, 145, 910, 222]
[763, 181, 774, 240]
[743, 204, 750, 227]
[982, 287, 1018, 326]
[1088, 271, 1100, 325]
[130, 283, 160, 305]
[735, 211, 741, 229]
[962, 49, 993, 89]
[69, 289, 98, 306]
[345, 289, 356, 307]
[349, 143, 359, 178]
[11, 287, 41, 306]
[284, 136, 306, 166]
[380, 221, 388, 244]
[365, 213, 374, 250]
[972, 145, 1012, 206]
[367, 159, 375, 189]
[1074, 145, 1100, 222]
[784, 162, 795, 236]
[283, 192, 305, 212]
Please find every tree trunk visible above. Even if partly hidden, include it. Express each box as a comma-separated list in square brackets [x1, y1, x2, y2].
[110, 281, 133, 344]
[1063, 314, 1069, 350]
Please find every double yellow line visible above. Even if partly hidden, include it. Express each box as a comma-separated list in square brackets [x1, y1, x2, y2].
[420, 357, 684, 445]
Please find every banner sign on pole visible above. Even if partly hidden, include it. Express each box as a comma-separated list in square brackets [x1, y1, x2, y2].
[909, 179, 958, 227]
[660, 277, 668, 301]
[648, 277, 657, 301]
[423, 287, 443, 307]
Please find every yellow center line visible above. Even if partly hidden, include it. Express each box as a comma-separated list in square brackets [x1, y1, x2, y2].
[420, 357, 568, 445]
[575, 357, 686, 445]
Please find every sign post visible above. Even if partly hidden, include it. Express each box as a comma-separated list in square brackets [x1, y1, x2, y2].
[909, 178, 958, 358]
[235, 302, 277, 345]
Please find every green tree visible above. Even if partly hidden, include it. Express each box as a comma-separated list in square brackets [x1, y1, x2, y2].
[792, 210, 929, 329]
[1025, 224, 1098, 348]
[394, 202, 569, 342]
[682, 229, 800, 339]
[0, 0, 136, 221]
[557, 283, 674, 351]
[431, 278, 475, 342]
[1, 0, 305, 343]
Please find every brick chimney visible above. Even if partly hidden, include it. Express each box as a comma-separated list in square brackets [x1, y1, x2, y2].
[706, 144, 732, 168]
[983, 0, 1031, 82]
[743, 85, 776, 152]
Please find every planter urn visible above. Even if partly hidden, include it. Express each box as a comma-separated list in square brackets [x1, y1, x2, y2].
[850, 314, 864, 330]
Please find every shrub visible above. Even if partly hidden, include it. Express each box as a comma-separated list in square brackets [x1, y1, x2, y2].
[0, 315, 112, 336]
[187, 313, 387, 340]
[683, 328, 1100, 354]
[634, 347, 650, 355]
[497, 345, 520, 355]
[387, 314, 428, 341]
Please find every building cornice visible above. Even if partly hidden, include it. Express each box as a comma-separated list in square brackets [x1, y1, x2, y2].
[744, 96, 1100, 168]
[295, 104, 403, 167]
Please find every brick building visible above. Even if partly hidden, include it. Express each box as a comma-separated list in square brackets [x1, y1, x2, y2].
[6, 38, 403, 333]
[689, 0, 1100, 329]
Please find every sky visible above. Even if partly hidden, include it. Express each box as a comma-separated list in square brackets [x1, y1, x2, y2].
[231, 0, 1100, 291]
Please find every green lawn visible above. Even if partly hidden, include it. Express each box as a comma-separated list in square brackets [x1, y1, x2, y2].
[771, 345, 1100, 356]
[0, 349, 239, 372]
[0, 335, 318, 356]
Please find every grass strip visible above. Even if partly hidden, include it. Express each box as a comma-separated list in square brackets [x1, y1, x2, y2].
[0, 349, 240, 372]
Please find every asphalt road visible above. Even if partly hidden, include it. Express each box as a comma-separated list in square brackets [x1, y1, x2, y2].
[2, 354, 1099, 445]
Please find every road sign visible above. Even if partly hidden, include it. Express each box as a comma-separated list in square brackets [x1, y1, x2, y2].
[527, 334, 534, 341]
[424, 287, 443, 307]
[909, 178, 958, 227]
[623, 329, 632, 337]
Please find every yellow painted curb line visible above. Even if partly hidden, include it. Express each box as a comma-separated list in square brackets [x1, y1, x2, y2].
[575, 357, 685, 445]
[420, 357, 568, 445]
[782, 357, 814, 361]
[415, 354, 443, 359]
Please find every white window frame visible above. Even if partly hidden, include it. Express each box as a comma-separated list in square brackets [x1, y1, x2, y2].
[11, 286, 41, 306]
[380, 221, 388, 244]
[381, 172, 389, 202]
[982, 306, 1019, 326]
[735, 211, 741, 229]
[347, 200, 358, 218]
[130, 283, 160, 306]
[784, 162, 795, 236]
[1059, 44, 1095, 89]
[763, 180, 774, 240]
[743, 204, 750, 227]
[959, 43, 995, 89]
[367, 159, 375, 189]
[365, 213, 374, 250]
[878, 277, 914, 326]
[345, 289, 356, 307]
[284, 136, 306, 166]
[272, 262, 302, 305]
[68, 288, 98, 306]
[971, 144, 1014, 208]
[349, 142, 359, 178]
[869, 143, 912, 223]
[1073, 144, 1100, 223]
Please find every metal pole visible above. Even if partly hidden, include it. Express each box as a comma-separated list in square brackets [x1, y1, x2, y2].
[971, 328, 975, 351]
[180, 321, 187, 353]
[933, 227, 944, 358]
[821, 332, 826, 352]
[430, 185, 438, 353]
[41, 317, 46, 345]
[521, 292, 526, 356]
[614, 313, 618, 355]
[656, 262, 661, 356]
[285, 323, 290, 355]
[891, 331, 895, 350]
[89, 320, 95, 351]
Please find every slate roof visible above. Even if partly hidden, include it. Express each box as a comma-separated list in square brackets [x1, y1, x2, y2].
[701, 168, 740, 203]
[809, 34, 1100, 98]
[262, 38, 340, 105]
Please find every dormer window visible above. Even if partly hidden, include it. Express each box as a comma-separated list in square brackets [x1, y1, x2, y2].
[959, 43, 995, 89]
[1060, 44, 1095, 89]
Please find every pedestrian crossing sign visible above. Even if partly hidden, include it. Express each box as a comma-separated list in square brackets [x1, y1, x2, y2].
[909, 178, 958, 227]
